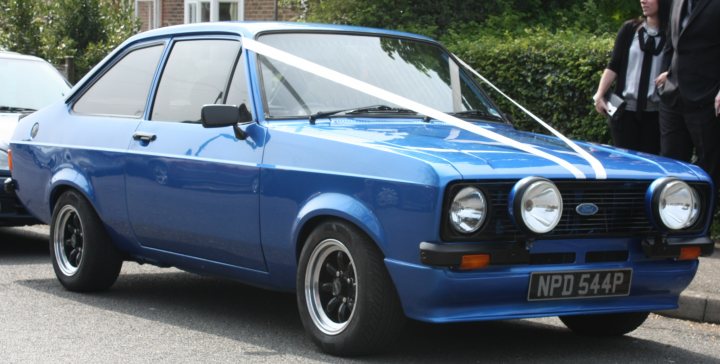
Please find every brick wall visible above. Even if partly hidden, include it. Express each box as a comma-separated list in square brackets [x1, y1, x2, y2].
[245, 0, 272, 20]
[146, 0, 299, 28]
[162, 0, 185, 26]
[137, 1, 152, 31]
[245, 0, 297, 21]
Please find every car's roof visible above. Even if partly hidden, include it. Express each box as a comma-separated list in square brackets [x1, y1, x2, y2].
[0, 51, 50, 63]
[129, 21, 436, 43]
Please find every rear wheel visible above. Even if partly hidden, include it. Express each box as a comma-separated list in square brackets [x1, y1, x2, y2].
[50, 190, 123, 292]
[297, 220, 405, 356]
[559, 312, 649, 336]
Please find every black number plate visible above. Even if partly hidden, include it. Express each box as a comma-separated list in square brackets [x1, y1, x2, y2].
[527, 269, 632, 301]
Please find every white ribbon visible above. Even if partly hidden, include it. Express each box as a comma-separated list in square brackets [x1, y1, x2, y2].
[454, 57, 607, 179]
[242, 37, 595, 179]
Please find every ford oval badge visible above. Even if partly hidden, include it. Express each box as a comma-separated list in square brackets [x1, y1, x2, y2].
[576, 203, 599, 216]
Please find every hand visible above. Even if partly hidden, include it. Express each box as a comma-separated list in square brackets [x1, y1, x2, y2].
[655, 72, 668, 89]
[593, 95, 608, 115]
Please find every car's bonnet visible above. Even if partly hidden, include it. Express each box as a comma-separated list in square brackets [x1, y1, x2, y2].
[0, 113, 21, 150]
[278, 119, 703, 182]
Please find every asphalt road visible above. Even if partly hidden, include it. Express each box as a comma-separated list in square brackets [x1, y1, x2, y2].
[2, 225, 720, 363]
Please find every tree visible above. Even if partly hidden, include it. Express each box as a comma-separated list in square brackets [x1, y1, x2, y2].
[0, 0, 140, 82]
[284, 0, 641, 38]
[0, 0, 44, 55]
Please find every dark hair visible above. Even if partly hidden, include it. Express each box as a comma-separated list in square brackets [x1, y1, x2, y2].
[634, 0, 671, 33]
[658, 0, 671, 33]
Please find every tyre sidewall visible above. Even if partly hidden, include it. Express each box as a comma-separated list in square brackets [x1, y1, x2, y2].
[296, 220, 402, 355]
[50, 190, 121, 291]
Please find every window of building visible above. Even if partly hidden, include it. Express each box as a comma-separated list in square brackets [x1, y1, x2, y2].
[135, 0, 161, 31]
[185, 0, 244, 23]
[74, 45, 164, 117]
[151, 39, 242, 122]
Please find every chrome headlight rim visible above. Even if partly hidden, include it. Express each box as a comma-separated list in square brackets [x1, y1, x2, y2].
[510, 177, 563, 235]
[651, 177, 701, 231]
[448, 186, 488, 235]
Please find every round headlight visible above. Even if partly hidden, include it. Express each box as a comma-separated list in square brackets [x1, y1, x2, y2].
[515, 178, 563, 234]
[449, 186, 487, 234]
[656, 180, 700, 230]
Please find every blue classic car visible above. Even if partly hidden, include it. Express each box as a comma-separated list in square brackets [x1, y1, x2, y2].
[7, 22, 715, 355]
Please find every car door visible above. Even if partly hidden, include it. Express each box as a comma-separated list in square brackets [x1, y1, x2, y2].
[125, 37, 267, 270]
[63, 42, 166, 234]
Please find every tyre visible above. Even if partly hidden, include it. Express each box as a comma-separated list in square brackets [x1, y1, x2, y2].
[50, 190, 123, 292]
[297, 220, 405, 356]
[559, 311, 650, 336]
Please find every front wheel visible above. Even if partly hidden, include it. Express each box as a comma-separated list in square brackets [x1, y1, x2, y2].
[50, 190, 123, 292]
[559, 311, 650, 336]
[297, 220, 405, 356]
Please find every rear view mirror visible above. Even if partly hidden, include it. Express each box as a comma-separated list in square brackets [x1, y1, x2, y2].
[202, 104, 239, 128]
[201, 104, 254, 140]
[201, 104, 253, 128]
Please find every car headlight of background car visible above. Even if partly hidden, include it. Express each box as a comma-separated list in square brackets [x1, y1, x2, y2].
[510, 177, 563, 234]
[651, 178, 701, 230]
[449, 186, 487, 234]
[0, 149, 9, 171]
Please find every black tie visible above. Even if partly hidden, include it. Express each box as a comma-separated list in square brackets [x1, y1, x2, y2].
[636, 28, 664, 114]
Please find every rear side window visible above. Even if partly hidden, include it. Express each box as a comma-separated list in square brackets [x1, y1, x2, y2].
[74, 45, 164, 117]
[151, 39, 241, 123]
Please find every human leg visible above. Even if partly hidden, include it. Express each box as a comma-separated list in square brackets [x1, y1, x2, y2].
[609, 110, 642, 151]
[638, 111, 661, 155]
[684, 104, 720, 191]
[659, 102, 693, 162]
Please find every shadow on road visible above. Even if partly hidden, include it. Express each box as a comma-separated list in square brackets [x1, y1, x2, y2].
[0, 226, 49, 265]
[16, 268, 720, 363]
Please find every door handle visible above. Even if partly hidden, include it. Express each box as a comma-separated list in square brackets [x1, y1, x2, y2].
[132, 131, 157, 143]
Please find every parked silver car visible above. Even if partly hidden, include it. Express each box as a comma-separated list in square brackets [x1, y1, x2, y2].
[1, 51, 70, 226]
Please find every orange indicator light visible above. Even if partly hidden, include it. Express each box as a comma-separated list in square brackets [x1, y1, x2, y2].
[459, 254, 490, 270]
[679, 247, 701, 261]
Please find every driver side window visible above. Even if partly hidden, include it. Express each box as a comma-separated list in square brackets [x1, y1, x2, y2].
[151, 39, 242, 123]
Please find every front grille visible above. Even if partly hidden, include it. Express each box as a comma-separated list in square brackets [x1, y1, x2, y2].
[442, 180, 710, 242]
[553, 181, 650, 236]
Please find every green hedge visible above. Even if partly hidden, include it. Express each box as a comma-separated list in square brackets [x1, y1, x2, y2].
[447, 29, 614, 144]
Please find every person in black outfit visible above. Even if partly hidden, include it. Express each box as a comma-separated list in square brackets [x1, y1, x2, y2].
[593, 0, 671, 155]
[657, 0, 720, 195]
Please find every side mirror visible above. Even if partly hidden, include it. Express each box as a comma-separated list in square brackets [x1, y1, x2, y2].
[201, 104, 254, 140]
[202, 104, 238, 128]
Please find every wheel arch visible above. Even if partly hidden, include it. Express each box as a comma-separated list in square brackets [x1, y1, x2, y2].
[47, 168, 96, 217]
[292, 193, 387, 262]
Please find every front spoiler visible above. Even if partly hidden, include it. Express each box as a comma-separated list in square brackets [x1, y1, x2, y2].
[385, 257, 698, 323]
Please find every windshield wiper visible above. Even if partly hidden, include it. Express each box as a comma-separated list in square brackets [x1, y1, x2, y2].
[0, 106, 37, 113]
[309, 105, 418, 124]
[448, 110, 504, 122]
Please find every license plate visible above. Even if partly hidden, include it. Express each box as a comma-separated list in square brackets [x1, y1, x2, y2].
[527, 269, 632, 301]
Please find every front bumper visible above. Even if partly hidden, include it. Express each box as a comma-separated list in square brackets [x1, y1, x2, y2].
[0, 175, 39, 226]
[387, 238, 703, 323]
[420, 236, 714, 268]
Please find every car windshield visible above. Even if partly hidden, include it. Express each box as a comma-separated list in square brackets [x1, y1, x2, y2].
[0, 57, 70, 111]
[257, 32, 503, 121]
